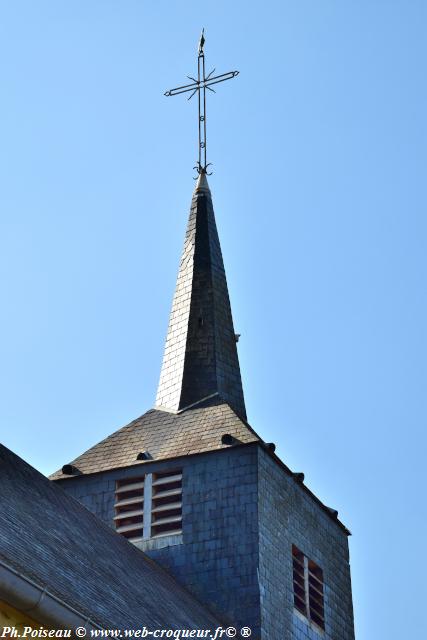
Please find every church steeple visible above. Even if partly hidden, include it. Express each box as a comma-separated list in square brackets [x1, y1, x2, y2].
[155, 171, 246, 420]
[49, 32, 355, 640]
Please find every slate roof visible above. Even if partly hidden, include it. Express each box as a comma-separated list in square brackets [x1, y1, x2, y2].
[50, 174, 260, 482]
[50, 395, 260, 480]
[0, 443, 222, 630]
[156, 172, 247, 420]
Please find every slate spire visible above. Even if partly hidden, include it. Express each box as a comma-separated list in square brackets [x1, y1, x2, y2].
[156, 172, 246, 420]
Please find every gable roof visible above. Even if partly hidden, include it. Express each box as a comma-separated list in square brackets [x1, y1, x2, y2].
[0, 443, 222, 630]
[50, 395, 260, 480]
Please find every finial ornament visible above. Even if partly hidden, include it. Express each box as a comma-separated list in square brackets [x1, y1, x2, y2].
[198, 28, 205, 55]
[164, 30, 239, 176]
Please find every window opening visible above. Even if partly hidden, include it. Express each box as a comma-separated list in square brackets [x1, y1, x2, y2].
[292, 545, 325, 630]
[151, 470, 183, 538]
[114, 477, 145, 542]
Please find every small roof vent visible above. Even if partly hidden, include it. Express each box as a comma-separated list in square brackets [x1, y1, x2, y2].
[62, 464, 79, 476]
[136, 451, 151, 461]
[292, 472, 305, 483]
[221, 433, 234, 445]
[266, 442, 276, 452]
[326, 507, 339, 518]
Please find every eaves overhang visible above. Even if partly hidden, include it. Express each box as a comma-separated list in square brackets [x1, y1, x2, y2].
[0, 558, 102, 631]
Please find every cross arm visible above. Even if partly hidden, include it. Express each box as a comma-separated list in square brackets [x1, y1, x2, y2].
[164, 80, 199, 97]
[203, 70, 239, 89]
[164, 70, 239, 97]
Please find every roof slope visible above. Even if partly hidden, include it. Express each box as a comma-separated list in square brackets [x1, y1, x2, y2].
[156, 172, 246, 420]
[50, 395, 260, 480]
[0, 443, 222, 630]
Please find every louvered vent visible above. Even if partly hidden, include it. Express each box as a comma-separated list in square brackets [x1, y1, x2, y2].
[308, 559, 325, 629]
[292, 545, 325, 630]
[114, 477, 145, 542]
[151, 470, 182, 538]
[292, 545, 307, 616]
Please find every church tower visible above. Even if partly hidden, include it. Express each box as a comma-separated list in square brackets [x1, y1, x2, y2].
[51, 34, 355, 640]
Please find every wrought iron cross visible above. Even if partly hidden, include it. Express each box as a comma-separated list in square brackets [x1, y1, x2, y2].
[164, 30, 239, 175]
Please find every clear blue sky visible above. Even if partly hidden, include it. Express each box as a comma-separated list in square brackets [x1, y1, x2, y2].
[0, 2, 425, 638]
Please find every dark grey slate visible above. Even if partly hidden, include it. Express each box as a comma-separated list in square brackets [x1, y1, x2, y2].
[257, 447, 355, 640]
[50, 396, 260, 480]
[58, 447, 262, 637]
[56, 444, 354, 639]
[156, 173, 246, 420]
[0, 443, 222, 631]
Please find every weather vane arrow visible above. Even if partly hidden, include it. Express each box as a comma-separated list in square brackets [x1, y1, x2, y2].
[164, 29, 239, 176]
